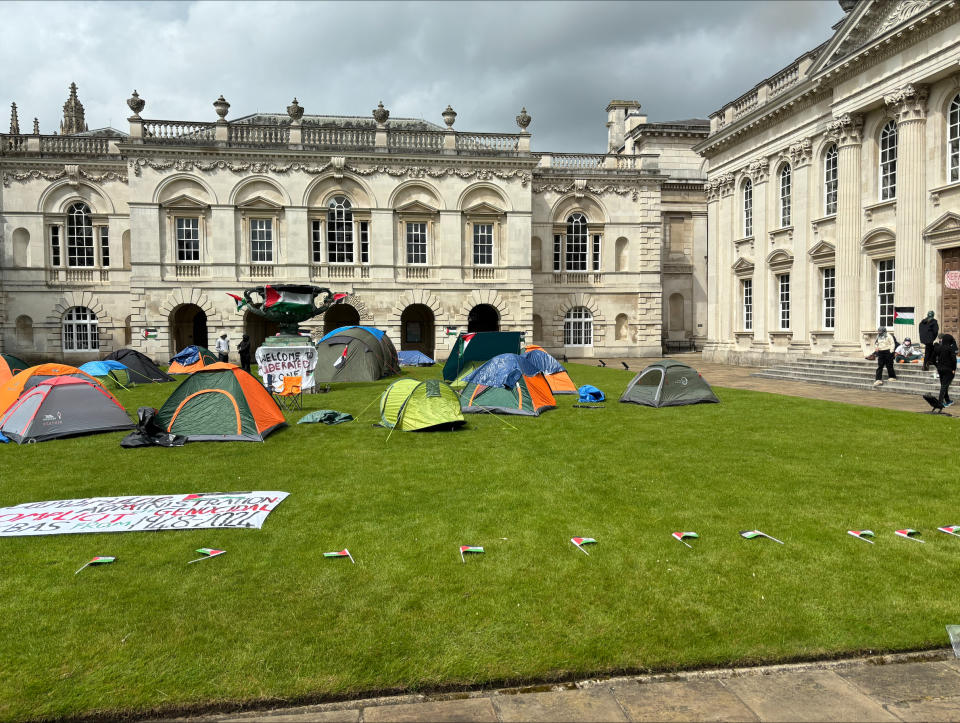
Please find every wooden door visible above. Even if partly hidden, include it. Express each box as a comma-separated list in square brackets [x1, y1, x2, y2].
[943, 248, 960, 340]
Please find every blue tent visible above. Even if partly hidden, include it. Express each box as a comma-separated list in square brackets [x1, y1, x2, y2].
[318, 326, 385, 343]
[79, 360, 128, 376]
[463, 353, 540, 389]
[521, 349, 565, 375]
[398, 350, 435, 366]
[578, 385, 605, 403]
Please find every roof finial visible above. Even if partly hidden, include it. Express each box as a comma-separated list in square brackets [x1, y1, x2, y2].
[9, 102, 19, 134]
[32, 117, 39, 135]
[61, 82, 86, 135]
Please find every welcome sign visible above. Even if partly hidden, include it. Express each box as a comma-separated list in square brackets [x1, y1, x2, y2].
[0, 491, 289, 537]
[255, 345, 317, 390]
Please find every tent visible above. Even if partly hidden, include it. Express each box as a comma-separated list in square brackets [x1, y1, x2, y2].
[398, 349, 435, 366]
[442, 332, 523, 382]
[0, 353, 28, 383]
[380, 378, 465, 431]
[79, 360, 133, 389]
[156, 363, 286, 442]
[168, 345, 219, 374]
[0, 377, 133, 443]
[619, 360, 720, 407]
[313, 326, 399, 383]
[0, 363, 100, 416]
[104, 348, 175, 383]
[460, 353, 556, 416]
[521, 349, 577, 394]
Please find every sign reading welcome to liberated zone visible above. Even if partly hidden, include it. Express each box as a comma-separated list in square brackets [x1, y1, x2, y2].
[0, 491, 289, 537]
[255, 346, 317, 391]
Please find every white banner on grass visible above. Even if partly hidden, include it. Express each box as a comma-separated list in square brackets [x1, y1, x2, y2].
[255, 345, 317, 391]
[0, 491, 289, 537]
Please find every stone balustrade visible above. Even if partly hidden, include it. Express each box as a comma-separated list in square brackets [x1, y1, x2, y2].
[176, 264, 201, 278]
[229, 123, 289, 146]
[709, 56, 813, 134]
[769, 64, 799, 97]
[0, 133, 118, 155]
[455, 133, 519, 153]
[733, 90, 759, 120]
[388, 129, 445, 152]
[301, 127, 375, 150]
[142, 120, 216, 144]
[2, 135, 28, 152]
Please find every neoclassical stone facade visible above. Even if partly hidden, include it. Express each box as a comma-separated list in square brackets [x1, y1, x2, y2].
[0, 90, 707, 363]
[697, 0, 960, 365]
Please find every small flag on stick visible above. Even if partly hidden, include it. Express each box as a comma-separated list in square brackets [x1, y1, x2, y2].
[847, 530, 875, 544]
[226, 293, 248, 312]
[333, 346, 348, 369]
[324, 549, 355, 564]
[187, 548, 226, 564]
[571, 537, 597, 555]
[740, 530, 784, 544]
[74, 556, 116, 575]
[895, 528, 924, 543]
[460, 545, 484, 563]
[672, 531, 699, 548]
[940, 526, 960, 537]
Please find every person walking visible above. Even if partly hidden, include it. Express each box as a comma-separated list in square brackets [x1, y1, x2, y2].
[215, 333, 230, 363]
[934, 333, 957, 408]
[238, 334, 252, 373]
[873, 326, 897, 386]
[919, 310, 939, 372]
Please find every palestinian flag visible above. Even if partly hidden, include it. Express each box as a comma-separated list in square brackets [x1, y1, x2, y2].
[264, 285, 312, 313]
[672, 531, 699, 548]
[894, 528, 924, 543]
[461, 332, 477, 351]
[571, 537, 596, 555]
[894, 307, 915, 325]
[459, 545, 484, 563]
[445, 326, 458, 336]
[74, 556, 116, 575]
[187, 548, 226, 563]
[333, 346, 349, 369]
[939, 526, 960, 537]
[847, 530, 875, 544]
[740, 529, 784, 544]
[331, 293, 348, 304]
[141, 328, 158, 340]
[227, 293, 248, 312]
[324, 549, 355, 563]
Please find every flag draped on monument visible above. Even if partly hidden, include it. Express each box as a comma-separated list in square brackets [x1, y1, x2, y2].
[264, 285, 312, 313]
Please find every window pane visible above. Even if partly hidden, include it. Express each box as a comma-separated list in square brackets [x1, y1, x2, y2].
[327, 196, 354, 263]
[563, 306, 593, 346]
[553, 234, 561, 272]
[779, 166, 791, 227]
[50, 225, 61, 267]
[880, 121, 897, 200]
[743, 180, 753, 237]
[62, 305, 98, 351]
[878, 259, 895, 328]
[406, 222, 427, 264]
[99, 227, 110, 267]
[824, 146, 838, 216]
[359, 221, 369, 264]
[743, 278, 753, 331]
[565, 213, 587, 271]
[251, 218, 273, 263]
[949, 95, 959, 184]
[66, 202, 94, 267]
[473, 223, 493, 266]
[592, 234, 601, 271]
[823, 267, 835, 329]
[176, 217, 200, 262]
[779, 274, 790, 330]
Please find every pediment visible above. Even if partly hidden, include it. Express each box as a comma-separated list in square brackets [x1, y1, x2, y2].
[766, 248, 795, 272]
[808, 240, 836, 264]
[923, 212, 960, 239]
[395, 200, 438, 215]
[463, 201, 506, 216]
[861, 226, 896, 256]
[732, 257, 755, 275]
[161, 194, 209, 210]
[236, 195, 283, 210]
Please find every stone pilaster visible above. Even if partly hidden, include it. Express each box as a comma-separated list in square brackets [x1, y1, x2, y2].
[750, 165, 769, 344]
[829, 113, 864, 354]
[705, 181, 721, 349]
[885, 84, 928, 322]
[788, 139, 812, 348]
[716, 174, 736, 342]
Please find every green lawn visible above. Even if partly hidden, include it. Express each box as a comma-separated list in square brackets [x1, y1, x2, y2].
[1, 363, 958, 721]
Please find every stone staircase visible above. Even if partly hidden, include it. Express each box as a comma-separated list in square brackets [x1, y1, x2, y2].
[751, 356, 943, 396]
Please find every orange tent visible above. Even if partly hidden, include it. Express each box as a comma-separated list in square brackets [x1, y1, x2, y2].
[168, 346, 219, 375]
[0, 363, 101, 416]
[521, 349, 577, 395]
[0, 354, 28, 384]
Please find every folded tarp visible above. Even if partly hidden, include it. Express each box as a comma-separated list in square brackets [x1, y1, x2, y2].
[298, 410, 354, 425]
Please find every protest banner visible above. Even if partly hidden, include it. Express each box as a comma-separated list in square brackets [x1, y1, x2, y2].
[0, 491, 289, 537]
[255, 345, 317, 391]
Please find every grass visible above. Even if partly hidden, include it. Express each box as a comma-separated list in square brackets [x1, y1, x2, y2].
[1, 362, 958, 720]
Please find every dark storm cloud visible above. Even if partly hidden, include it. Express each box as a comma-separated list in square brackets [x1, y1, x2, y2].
[0, 1, 842, 152]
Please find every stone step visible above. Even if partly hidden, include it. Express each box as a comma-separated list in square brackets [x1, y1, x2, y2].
[751, 369, 941, 395]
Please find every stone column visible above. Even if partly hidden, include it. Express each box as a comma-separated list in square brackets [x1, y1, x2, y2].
[829, 113, 864, 354]
[717, 175, 736, 343]
[750, 161, 770, 346]
[885, 84, 928, 321]
[704, 182, 721, 353]
[788, 139, 812, 349]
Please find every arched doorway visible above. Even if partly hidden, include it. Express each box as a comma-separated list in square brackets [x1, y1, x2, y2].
[324, 304, 361, 335]
[170, 304, 208, 352]
[468, 303, 499, 333]
[245, 311, 280, 357]
[400, 304, 435, 358]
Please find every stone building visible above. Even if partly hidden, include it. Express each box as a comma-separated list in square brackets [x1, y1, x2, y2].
[0, 87, 707, 364]
[697, 0, 960, 365]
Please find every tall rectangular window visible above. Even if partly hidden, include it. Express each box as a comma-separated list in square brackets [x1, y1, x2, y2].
[778, 274, 791, 330]
[592, 234, 601, 271]
[50, 226, 61, 267]
[949, 95, 959, 183]
[743, 180, 753, 237]
[310, 220, 323, 263]
[742, 278, 753, 331]
[822, 267, 836, 329]
[779, 165, 792, 228]
[406, 222, 427, 264]
[176, 218, 200, 262]
[473, 223, 493, 265]
[99, 227, 110, 267]
[565, 216, 588, 272]
[880, 121, 897, 200]
[878, 259, 895, 328]
[250, 219, 273, 263]
[359, 221, 369, 264]
[824, 145, 838, 215]
[553, 234, 561, 271]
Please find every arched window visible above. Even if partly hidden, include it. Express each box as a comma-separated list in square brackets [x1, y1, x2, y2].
[949, 94, 959, 184]
[880, 120, 897, 200]
[66, 202, 94, 267]
[743, 179, 753, 237]
[326, 196, 353, 263]
[779, 165, 792, 227]
[63, 306, 98, 351]
[824, 145, 838, 215]
[565, 213, 588, 271]
[564, 306, 592, 346]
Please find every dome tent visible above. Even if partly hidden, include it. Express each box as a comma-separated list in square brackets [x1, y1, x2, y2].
[0, 353, 28, 384]
[104, 348, 174, 384]
[168, 345, 219, 374]
[460, 353, 556, 416]
[379, 378, 465, 432]
[313, 326, 399, 383]
[0, 363, 101, 417]
[619, 360, 720, 408]
[442, 332, 523, 383]
[521, 348, 577, 394]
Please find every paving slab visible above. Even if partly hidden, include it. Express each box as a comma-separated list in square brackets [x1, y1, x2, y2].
[612, 678, 759, 722]
[721, 670, 898, 722]
[203, 707, 360, 722]
[363, 698, 497, 722]
[885, 696, 960, 722]
[837, 661, 960, 705]
[492, 687, 628, 722]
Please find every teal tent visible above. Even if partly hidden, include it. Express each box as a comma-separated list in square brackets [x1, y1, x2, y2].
[442, 332, 522, 382]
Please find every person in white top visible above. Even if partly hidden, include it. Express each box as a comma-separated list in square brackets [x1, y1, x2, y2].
[215, 333, 230, 363]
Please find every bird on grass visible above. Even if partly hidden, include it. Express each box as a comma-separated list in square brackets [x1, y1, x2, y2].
[621, 361, 629, 370]
[598, 359, 607, 367]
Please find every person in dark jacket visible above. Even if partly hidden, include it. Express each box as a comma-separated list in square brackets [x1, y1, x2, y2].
[238, 334, 252, 373]
[934, 333, 958, 408]
[918, 310, 939, 371]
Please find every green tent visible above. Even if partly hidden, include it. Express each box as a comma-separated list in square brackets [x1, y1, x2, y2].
[619, 360, 720, 407]
[442, 332, 523, 382]
[379, 378, 465, 431]
[314, 327, 398, 383]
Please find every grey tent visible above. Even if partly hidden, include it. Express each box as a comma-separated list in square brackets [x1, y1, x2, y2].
[619, 360, 720, 407]
[104, 348, 174, 384]
[313, 327, 399, 383]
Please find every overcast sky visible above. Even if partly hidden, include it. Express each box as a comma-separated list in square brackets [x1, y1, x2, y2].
[1, 1, 842, 152]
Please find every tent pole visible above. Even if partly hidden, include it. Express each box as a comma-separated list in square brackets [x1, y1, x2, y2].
[352, 393, 381, 424]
